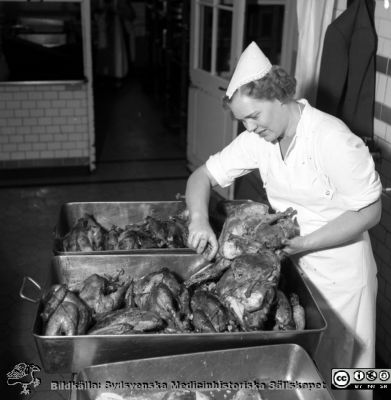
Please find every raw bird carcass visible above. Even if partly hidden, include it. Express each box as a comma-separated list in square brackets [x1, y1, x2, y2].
[61, 211, 189, 252]
[218, 201, 299, 259]
[43, 201, 305, 335]
[41, 266, 305, 335]
[184, 200, 304, 332]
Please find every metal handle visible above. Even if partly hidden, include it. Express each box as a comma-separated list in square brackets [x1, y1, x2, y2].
[176, 193, 185, 201]
[19, 276, 42, 303]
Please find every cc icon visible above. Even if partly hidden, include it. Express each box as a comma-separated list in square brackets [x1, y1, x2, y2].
[379, 370, 390, 381]
[366, 370, 377, 381]
[333, 370, 350, 388]
[354, 370, 365, 381]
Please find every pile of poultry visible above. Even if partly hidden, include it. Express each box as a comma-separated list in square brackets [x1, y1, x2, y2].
[43, 201, 306, 336]
[61, 213, 189, 251]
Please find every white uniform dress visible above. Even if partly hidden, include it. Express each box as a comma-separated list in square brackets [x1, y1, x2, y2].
[206, 100, 382, 400]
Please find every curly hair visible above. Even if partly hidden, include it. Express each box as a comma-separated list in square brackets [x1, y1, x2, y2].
[223, 66, 296, 107]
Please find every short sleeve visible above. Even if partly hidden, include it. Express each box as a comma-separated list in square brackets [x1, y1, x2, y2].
[317, 125, 382, 211]
[206, 131, 263, 188]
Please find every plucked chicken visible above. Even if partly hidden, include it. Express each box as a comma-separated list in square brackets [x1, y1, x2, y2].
[132, 268, 190, 332]
[216, 251, 281, 330]
[42, 287, 92, 335]
[61, 212, 189, 252]
[218, 201, 299, 259]
[190, 289, 236, 332]
[78, 273, 128, 315]
[87, 308, 164, 335]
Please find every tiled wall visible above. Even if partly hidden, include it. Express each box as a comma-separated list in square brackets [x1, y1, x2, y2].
[372, 0, 391, 368]
[0, 82, 91, 169]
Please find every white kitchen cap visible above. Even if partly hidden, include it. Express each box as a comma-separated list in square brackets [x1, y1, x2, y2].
[226, 42, 272, 99]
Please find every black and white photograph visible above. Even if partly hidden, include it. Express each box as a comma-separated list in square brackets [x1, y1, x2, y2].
[0, 1, 390, 400]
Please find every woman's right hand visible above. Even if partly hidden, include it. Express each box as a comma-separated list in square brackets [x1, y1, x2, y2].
[187, 216, 219, 260]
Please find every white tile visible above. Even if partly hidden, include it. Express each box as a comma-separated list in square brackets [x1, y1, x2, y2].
[385, 76, 391, 107]
[10, 151, 25, 160]
[14, 92, 28, 101]
[30, 109, 44, 117]
[43, 92, 58, 100]
[376, 73, 388, 102]
[28, 92, 43, 100]
[3, 143, 17, 151]
[377, 37, 386, 56]
[45, 108, 59, 117]
[69, 133, 84, 141]
[69, 149, 83, 157]
[384, 124, 391, 144]
[46, 126, 61, 134]
[59, 91, 73, 100]
[62, 141, 77, 150]
[75, 108, 87, 116]
[383, 39, 391, 59]
[21, 101, 36, 109]
[8, 119, 22, 127]
[54, 134, 68, 142]
[32, 143, 47, 151]
[384, 15, 391, 37]
[15, 110, 29, 118]
[375, 0, 391, 20]
[19, 126, 31, 135]
[36, 100, 51, 109]
[374, 118, 387, 139]
[2, 126, 16, 135]
[23, 118, 38, 126]
[0, 109, 13, 118]
[50, 85, 65, 91]
[52, 117, 67, 125]
[48, 142, 61, 150]
[378, 18, 390, 37]
[18, 143, 32, 151]
[6, 101, 20, 110]
[25, 151, 39, 158]
[66, 100, 81, 109]
[60, 125, 75, 133]
[38, 117, 52, 126]
[52, 100, 66, 108]
[0, 93, 13, 101]
[40, 150, 54, 158]
[31, 126, 44, 134]
[55, 150, 67, 157]
[60, 109, 74, 117]
[0, 152, 10, 160]
[40, 134, 54, 142]
[73, 91, 87, 100]
[9, 135, 23, 143]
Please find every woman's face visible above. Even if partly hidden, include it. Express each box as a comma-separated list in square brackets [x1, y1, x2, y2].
[229, 93, 286, 142]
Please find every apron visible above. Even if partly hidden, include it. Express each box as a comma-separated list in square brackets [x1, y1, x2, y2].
[261, 127, 377, 400]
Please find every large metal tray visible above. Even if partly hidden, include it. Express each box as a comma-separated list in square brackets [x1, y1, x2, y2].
[75, 344, 334, 400]
[32, 253, 326, 373]
[53, 201, 224, 255]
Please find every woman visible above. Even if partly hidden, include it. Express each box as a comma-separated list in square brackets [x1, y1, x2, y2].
[185, 42, 381, 400]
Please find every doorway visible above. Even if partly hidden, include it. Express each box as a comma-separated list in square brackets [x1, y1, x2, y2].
[92, 0, 190, 165]
[187, 0, 297, 199]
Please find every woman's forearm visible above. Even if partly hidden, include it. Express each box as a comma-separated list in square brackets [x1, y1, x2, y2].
[185, 165, 219, 259]
[302, 199, 382, 252]
[185, 165, 213, 222]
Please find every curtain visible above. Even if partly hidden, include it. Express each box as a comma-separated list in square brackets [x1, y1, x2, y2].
[294, 0, 335, 103]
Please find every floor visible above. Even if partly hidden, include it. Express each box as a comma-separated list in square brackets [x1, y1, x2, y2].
[0, 75, 189, 399]
[0, 75, 387, 400]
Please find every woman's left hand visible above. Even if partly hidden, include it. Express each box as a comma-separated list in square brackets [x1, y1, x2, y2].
[281, 236, 308, 255]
